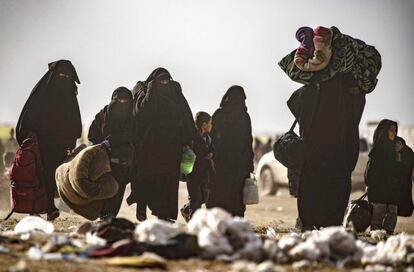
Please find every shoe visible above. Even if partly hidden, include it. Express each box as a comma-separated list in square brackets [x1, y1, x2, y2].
[47, 210, 60, 221]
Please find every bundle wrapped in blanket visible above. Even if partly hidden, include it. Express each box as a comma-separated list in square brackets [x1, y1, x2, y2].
[279, 26, 382, 94]
[55, 145, 119, 220]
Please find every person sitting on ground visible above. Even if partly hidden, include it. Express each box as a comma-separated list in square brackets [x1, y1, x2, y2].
[181, 111, 215, 221]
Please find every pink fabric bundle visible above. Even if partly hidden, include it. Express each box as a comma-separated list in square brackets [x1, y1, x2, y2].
[294, 26, 333, 72]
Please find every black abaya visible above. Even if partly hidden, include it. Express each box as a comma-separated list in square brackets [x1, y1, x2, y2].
[16, 60, 82, 214]
[207, 86, 254, 217]
[127, 68, 196, 220]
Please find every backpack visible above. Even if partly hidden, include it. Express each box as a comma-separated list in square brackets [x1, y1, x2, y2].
[4, 134, 47, 220]
[343, 193, 372, 233]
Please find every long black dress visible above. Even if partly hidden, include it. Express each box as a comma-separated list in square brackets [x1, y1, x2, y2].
[127, 68, 196, 220]
[207, 86, 254, 217]
[88, 87, 134, 219]
[16, 60, 82, 216]
[280, 27, 382, 230]
[287, 73, 368, 229]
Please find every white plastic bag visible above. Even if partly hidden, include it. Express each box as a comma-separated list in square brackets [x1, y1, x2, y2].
[243, 174, 259, 205]
[14, 216, 54, 234]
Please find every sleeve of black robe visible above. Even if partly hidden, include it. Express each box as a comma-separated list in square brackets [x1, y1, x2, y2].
[172, 82, 197, 147]
[88, 109, 106, 144]
[133, 84, 159, 149]
[243, 114, 255, 174]
[16, 73, 51, 145]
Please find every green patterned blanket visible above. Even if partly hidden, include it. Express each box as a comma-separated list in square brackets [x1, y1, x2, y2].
[279, 26, 382, 94]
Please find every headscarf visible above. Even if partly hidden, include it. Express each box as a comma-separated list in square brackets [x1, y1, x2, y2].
[16, 60, 82, 145]
[105, 87, 133, 133]
[145, 67, 172, 84]
[370, 119, 398, 157]
[219, 85, 247, 110]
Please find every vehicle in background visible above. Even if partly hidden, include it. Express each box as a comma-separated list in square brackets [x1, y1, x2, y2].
[256, 138, 369, 196]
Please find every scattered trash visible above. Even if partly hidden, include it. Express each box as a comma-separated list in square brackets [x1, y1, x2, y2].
[188, 208, 264, 261]
[7, 260, 28, 272]
[76, 222, 93, 235]
[93, 217, 135, 243]
[359, 233, 414, 266]
[2, 208, 414, 270]
[265, 227, 277, 239]
[370, 230, 387, 241]
[0, 245, 10, 254]
[88, 239, 142, 258]
[105, 252, 167, 269]
[86, 232, 107, 247]
[231, 260, 286, 272]
[291, 259, 313, 270]
[135, 219, 184, 245]
[14, 216, 54, 234]
[27, 247, 44, 260]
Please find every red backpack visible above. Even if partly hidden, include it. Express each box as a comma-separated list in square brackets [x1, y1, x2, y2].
[4, 134, 47, 219]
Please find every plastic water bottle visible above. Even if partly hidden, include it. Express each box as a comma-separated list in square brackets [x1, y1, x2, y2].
[180, 148, 196, 175]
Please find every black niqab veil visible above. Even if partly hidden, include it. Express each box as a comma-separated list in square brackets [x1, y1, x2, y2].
[207, 85, 254, 217]
[219, 85, 247, 109]
[16, 59, 82, 146]
[106, 87, 133, 134]
[145, 67, 172, 84]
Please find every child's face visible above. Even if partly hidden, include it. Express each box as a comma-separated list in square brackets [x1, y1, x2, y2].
[387, 125, 397, 141]
[202, 119, 213, 134]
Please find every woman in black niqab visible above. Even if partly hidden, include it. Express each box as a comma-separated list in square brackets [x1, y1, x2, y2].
[127, 68, 196, 221]
[16, 60, 82, 221]
[207, 85, 254, 217]
[88, 87, 134, 219]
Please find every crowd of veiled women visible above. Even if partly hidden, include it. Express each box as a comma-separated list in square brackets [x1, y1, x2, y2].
[16, 62, 254, 223]
[14, 25, 414, 235]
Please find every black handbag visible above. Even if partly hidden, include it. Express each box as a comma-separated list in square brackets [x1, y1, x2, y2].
[272, 120, 304, 170]
[343, 193, 372, 233]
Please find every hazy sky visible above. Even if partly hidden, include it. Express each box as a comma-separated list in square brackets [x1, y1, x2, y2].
[0, 0, 413, 134]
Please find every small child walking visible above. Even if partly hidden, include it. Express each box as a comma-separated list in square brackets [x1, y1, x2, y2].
[181, 112, 215, 221]
[365, 119, 413, 234]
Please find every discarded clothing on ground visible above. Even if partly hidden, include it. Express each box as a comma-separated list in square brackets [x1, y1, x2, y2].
[1, 211, 414, 269]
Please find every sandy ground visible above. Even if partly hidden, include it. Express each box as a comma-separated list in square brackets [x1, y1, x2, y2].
[0, 183, 413, 271]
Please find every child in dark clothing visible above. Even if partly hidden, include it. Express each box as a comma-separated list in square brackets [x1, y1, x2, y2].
[181, 112, 214, 221]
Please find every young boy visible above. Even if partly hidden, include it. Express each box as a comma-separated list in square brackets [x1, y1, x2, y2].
[181, 112, 214, 221]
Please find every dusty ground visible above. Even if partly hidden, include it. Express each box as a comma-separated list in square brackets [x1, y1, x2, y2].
[1, 184, 413, 271]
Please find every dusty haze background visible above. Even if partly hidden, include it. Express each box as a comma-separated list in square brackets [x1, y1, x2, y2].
[1, 0, 413, 134]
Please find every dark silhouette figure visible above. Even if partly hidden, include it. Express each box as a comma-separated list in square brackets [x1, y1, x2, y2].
[88, 87, 134, 219]
[16, 60, 82, 221]
[207, 86, 254, 217]
[127, 68, 196, 221]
